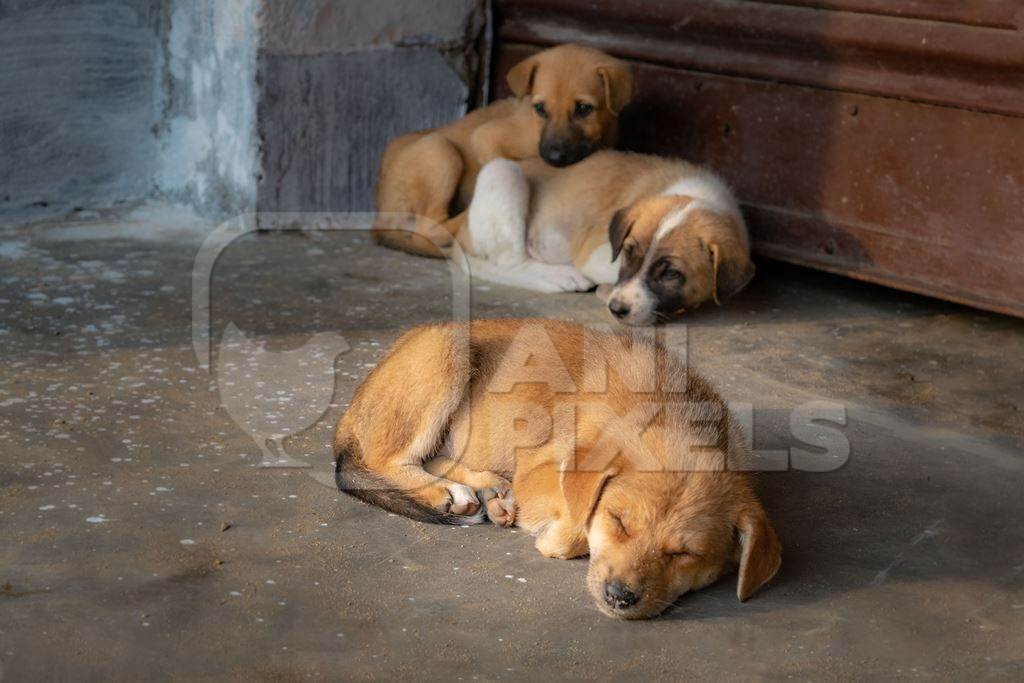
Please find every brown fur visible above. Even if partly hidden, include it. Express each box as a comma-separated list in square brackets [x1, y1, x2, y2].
[450, 151, 754, 322]
[333, 319, 781, 618]
[372, 44, 633, 258]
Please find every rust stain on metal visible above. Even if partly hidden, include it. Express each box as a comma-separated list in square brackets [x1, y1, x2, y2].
[492, 0, 1024, 317]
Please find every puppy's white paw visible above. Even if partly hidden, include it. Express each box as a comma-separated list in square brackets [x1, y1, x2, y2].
[525, 263, 595, 293]
[445, 483, 480, 517]
[560, 268, 596, 293]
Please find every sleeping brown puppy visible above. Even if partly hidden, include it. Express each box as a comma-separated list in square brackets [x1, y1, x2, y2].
[372, 44, 633, 258]
[333, 319, 781, 618]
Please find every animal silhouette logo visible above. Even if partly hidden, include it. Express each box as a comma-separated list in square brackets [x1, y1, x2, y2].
[191, 212, 470, 487]
[217, 322, 350, 469]
[192, 215, 355, 479]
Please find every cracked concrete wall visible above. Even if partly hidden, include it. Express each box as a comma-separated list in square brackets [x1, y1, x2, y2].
[257, 0, 488, 214]
[0, 0, 258, 225]
[153, 0, 259, 219]
[0, 0, 485, 225]
[260, 0, 488, 56]
[0, 0, 163, 222]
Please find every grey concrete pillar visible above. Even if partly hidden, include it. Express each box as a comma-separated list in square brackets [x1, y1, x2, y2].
[256, 0, 489, 215]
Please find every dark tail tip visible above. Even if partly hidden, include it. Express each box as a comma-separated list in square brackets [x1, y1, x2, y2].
[334, 434, 466, 525]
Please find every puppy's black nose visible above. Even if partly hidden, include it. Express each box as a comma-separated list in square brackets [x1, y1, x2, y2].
[608, 299, 631, 319]
[604, 580, 640, 609]
[545, 148, 568, 166]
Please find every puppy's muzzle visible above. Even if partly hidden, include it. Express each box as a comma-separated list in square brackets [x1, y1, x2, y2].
[608, 297, 631, 320]
[604, 580, 641, 610]
[539, 138, 591, 168]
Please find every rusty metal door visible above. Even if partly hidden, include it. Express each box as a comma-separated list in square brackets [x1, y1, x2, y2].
[493, 0, 1024, 317]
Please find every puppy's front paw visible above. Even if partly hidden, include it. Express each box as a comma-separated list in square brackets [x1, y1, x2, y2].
[521, 262, 595, 293]
[479, 487, 517, 527]
[549, 265, 595, 293]
[534, 520, 587, 559]
[535, 533, 576, 559]
[443, 483, 480, 517]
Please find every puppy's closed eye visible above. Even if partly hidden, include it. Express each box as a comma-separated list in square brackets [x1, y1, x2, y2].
[658, 268, 684, 283]
[652, 259, 685, 283]
[608, 511, 630, 537]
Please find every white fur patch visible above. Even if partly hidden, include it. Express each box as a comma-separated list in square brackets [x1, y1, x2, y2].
[466, 158, 530, 266]
[578, 241, 619, 284]
[653, 201, 706, 244]
[446, 483, 487, 524]
[655, 169, 742, 247]
[661, 171, 741, 220]
[463, 158, 594, 292]
[464, 256, 594, 292]
[527, 222, 574, 263]
[448, 483, 478, 508]
[659, 168, 748, 253]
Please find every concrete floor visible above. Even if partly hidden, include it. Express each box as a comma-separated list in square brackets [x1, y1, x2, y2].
[1, 205, 1022, 680]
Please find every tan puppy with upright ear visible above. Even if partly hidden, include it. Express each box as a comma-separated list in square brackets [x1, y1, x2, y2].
[506, 46, 632, 168]
[334, 319, 781, 618]
[372, 44, 633, 258]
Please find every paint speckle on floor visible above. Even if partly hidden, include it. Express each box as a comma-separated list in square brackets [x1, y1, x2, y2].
[0, 206, 1021, 679]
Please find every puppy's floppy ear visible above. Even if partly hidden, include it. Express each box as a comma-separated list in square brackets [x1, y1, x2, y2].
[507, 56, 539, 99]
[596, 62, 634, 115]
[734, 500, 782, 601]
[707, 240, 755, 305]
[560, 467, 617, 530]
[608, 207, 633, 261]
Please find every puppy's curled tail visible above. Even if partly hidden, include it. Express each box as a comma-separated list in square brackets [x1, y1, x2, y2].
[334, 431, 464, 525]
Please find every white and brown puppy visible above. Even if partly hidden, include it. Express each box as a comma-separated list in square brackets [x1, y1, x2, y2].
[453, 151, 755, 324]
[334, 319, 781, 618]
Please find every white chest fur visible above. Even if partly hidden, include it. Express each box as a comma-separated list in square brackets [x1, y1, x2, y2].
[526, 220, 576, 264]
[577, 242, 620, 284]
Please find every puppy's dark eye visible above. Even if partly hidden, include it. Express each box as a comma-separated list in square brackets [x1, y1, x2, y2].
[574, 101, 595, 118]
[533, 102, 548, 118]
[666, 549, 693, 560]
[655, 261, 685, 282]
